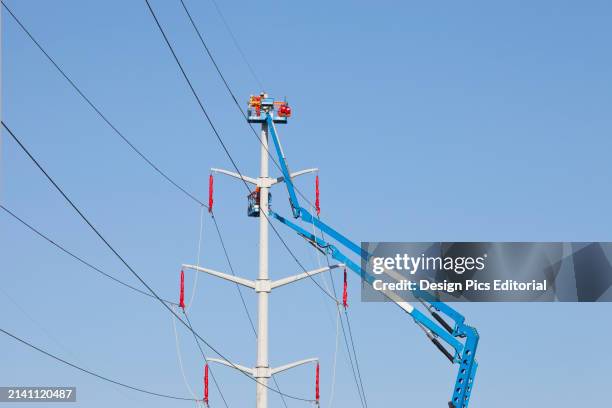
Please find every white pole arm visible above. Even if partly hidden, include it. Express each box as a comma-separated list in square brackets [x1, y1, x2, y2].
[207, 358, 254, 376]
[271, 358, 318, 375]
[211, 168, 258, 186]
[270, 264, 344, 289]
[182, 264, 256, 289]
[273, 168, 319, 185]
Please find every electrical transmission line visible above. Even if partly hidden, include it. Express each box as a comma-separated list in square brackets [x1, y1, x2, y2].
[145, 0, 339, 305]
[2, 121, 315, 403]
[153, 3, 370, 404]
[4, 2, 369, 404]
[178, 0, 318, 211]
[1, 1, 206, 208]
[0, 205, 177, 306]
[0, 327, 196, 401]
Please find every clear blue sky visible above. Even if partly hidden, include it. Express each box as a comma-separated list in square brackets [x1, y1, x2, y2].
[2, 0, 611, 407]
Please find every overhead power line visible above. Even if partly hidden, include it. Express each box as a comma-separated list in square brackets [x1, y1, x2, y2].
[182, 310, 230, 408]
[344, 310, 369, 408]
[145, 0, 338, 305]
[1, 2, 206, 208]
[2, 121, 315, 403]
[178, 0, 318, 211]
[176, 13, 367, 403]
[0, 204, 178, 306]
[0, 327, 196, 401]
[210, 214, 257, 336]
[3, 5, 320, 402]
[207, 0, 264, 89]
[4, 3, 368, 404]
[314, 223, 369, 408]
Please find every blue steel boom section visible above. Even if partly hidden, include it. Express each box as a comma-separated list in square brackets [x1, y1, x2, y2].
[247, 94, 479, 408]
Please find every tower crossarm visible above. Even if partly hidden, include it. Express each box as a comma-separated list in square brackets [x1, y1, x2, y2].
[270, 264, 344, 289]
[207, 358, 255, 376]
[271, 358, 318, 375]
[182, 264, 256, 289]
[211, 168, 258, 186]
[272, 168, 319, 185]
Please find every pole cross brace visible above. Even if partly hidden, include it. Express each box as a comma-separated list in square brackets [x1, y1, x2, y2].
[182, 264, 344, 292]
[207, 358, 318, 379]
[207, 358, 254, 376]
[211, 167, 318, 188]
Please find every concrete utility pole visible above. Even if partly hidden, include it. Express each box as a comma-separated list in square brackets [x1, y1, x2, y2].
[255, 114, 270, 407]
[182, 93, 340, 408]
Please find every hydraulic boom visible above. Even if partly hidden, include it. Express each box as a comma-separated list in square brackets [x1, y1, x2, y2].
[248, 94, 479, 407]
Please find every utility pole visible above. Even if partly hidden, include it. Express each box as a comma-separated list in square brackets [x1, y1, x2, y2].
[182, 93, 341, 408]
[255, 105, 270, 408]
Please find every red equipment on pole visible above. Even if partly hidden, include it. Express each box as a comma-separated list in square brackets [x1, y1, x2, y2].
[315, 175, 320, 216]
[315, 362, 320, 404]
[179, 269, 185, 309]
[204, 363, 209, 405]
[343, 267, 348, 309]
[208, 174, 214, 213]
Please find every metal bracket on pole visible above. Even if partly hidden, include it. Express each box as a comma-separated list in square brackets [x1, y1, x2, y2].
[205, 357, 318, 378]
[272, 168, 319, 185]
[207, 358, 255, 376]
[214, 167, 319, 188]
[182, 264, 345, 293]
[270, 264, 343, 289]
[182, 264, 256, 289]
[211, 168, 258, 186]
[271, 358, 318, 375]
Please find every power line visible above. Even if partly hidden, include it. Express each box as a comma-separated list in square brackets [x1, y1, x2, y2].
[141, 3, 341, 403]
[338, 310, 367, 408]
[175, 0, 339, 315]
[6, 2, 367, 402]
[207, 0, 264, 89]
[0, 327, 196, 401]
[314, 222, 369, 408]
[183, 309, 231, 408]
[180, 0, 367, 398]
[144, 0, 246, 194]
[178, 0, 318, 211]
[2, 204, 231, 406]
[344, 310, 369, 408]
[2, 121, 315, 403]
[0, 204, 178, 307]
[1, 1, 206, 208]
[145, 0, 339, 305]
[210, 214, 257, 336]
[150, 8, 361, 405]
[7, 3, 369, 405]
[3, 4, 322, 401]
[5, 0, 323, 305]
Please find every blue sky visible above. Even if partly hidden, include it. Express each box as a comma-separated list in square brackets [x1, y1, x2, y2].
[2, 0, 611, 407]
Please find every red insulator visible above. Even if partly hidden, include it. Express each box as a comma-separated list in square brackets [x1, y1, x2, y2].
[179, 270, 185, 309]
[315, 175, 320, 217]
[208, 174, 214, 213]
[315, 362, 320, 404]
[278, 104, 292, 118]
[342, 267, 348, 309]
[204, 363, 209, 404]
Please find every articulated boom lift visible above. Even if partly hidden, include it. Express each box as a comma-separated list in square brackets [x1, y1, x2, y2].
[245, 93, 479, 407]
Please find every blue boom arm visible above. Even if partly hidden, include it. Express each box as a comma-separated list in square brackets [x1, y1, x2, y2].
[266, 115, 479, 408]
